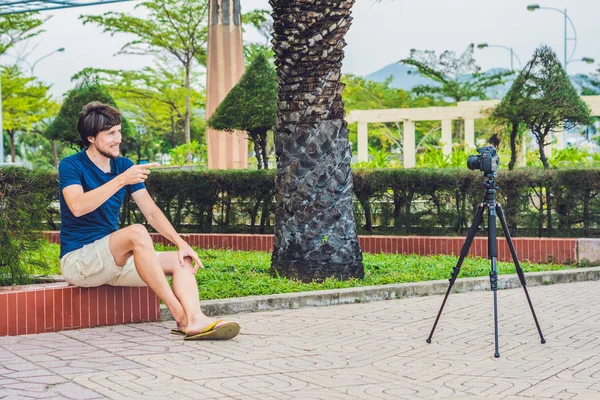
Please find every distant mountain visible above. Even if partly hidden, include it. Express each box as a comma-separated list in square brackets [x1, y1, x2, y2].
[365, 63, 599, 100]
[365, 63, 438, 91]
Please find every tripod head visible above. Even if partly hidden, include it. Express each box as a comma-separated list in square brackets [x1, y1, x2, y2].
[482, 173, 498, 206]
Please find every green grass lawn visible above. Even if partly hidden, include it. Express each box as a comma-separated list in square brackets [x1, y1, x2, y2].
[26, 241, 578, 300]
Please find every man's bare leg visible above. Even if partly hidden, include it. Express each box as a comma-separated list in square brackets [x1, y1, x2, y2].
[109, 224, 186, 326]
[157, 252, 229, 335]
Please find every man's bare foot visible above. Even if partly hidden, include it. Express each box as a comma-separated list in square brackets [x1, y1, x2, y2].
[176, 321, 187, 333]
[186, 315, 231, 335]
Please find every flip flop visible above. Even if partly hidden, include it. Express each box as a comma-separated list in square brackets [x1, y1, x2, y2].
[171, 329, 186, 336]
[184, 320, 240, 341]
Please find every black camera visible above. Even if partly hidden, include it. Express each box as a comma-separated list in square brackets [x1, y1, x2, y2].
[467, 146, 499, 175]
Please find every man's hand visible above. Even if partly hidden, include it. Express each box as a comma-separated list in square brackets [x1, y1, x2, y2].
[177, 241, 204, 274]
[120, 163, 160, 185]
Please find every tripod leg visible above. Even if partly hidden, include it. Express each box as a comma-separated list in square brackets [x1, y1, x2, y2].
[488, 205, 500, 358]
[426, 203, 485, 344]
[496, 204, 546, 344]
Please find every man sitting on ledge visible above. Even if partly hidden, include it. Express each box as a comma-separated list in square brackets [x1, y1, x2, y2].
[58, 101, 239, 341]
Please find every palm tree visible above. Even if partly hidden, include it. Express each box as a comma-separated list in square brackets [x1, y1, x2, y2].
[269, 0, 364, 282]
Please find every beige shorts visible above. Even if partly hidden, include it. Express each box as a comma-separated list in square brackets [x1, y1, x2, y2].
[60, 234, 158, 287]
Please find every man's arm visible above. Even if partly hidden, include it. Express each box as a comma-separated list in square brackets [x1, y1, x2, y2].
[62, 163, 158, 217]
[131, 189, 203, 270]
[63, 180, 125, 217]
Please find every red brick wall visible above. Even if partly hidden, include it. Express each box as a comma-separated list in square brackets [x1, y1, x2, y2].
[0, 283, 160, 336]
[44, 232, 578, 264]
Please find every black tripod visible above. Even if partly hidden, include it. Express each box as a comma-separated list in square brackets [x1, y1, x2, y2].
[426, 173, 546, 358]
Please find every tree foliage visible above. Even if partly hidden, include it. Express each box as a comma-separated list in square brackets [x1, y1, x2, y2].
[207, 53, 276, 169]
[400, 44, 512, 103]
[0, 13, 47, 56]
[1, 65, 54, 162]
[499, 46, 591, 169]
[45, 78, 133, 149]
[81, 0, 210, 149]
[491, 83, 527, 170]
[241, 8, 274, 65]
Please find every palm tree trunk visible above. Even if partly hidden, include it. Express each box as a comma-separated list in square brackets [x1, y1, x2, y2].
[270, 0, 364, 282]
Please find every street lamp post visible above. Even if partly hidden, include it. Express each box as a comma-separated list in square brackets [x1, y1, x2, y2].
[0, 47, 65, 163]
[527, 4, 577, 72]
[568, 57, 595, 66]
[30, 47, 64, 76]
[477, 43, 522, 71]
[7, 47, 65, 76]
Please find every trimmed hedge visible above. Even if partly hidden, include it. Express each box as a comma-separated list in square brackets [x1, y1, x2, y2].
[0, 167, 56, 285]
[4, 166, 600, 238]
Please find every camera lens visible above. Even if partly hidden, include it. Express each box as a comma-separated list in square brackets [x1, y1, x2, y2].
[467, 155, 480, 171]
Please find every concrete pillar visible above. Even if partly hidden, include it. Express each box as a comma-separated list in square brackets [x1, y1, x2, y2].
[206, 0, 248, 169]
[357, 122, 368, 162]
[441, 119, 453, 156]
[403, 120, 415, 168]
[464, 118, 475, 149]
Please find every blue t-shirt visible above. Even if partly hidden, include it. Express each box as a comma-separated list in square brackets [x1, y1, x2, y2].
[58, 150, 145, 258]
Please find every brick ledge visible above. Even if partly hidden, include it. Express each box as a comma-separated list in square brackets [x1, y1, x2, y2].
[44, 232, 579, 264]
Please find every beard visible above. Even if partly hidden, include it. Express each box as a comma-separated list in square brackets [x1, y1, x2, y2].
[96, 144, 120, 159]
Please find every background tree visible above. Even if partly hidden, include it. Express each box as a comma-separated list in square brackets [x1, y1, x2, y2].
[241, 8, 274, 65]
[400, 44, 513, 142]
[72, 60, 205, 159]
[400, 44, 512, 103]
[81, 0, 209, 154]
[270, 0, 364, 282]
[45, 78, 133, 149]
[491, 86, 526, 170]
[1, 65, 54, 162]
[207, 53, 276, 169]
[0, 13, 46, 55]
[0, 12, 47, 162]
[505, 46, 591, 168]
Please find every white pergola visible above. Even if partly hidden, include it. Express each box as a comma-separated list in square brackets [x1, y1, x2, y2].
[347, 96, 600, 168]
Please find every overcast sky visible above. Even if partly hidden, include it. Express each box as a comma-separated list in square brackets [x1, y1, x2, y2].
[5, 0, 600, 98]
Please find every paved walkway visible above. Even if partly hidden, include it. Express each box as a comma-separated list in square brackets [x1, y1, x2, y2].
[1, 280, 599, 399]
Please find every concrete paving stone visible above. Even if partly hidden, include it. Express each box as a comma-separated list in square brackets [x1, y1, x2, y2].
[127, 350, 228, 368]
[338, 381, 477, 399]
[49, 357, 144, 375]
[71, 369, 229, 400]
[283, 366, 399, 389]
[198, 373, 320, 397]
[252, 355, 351, 373]
[370, 357, 470, 382]
[180, 335, 316, 362]
[555, 359, 600, 381]
[1, 362, 48, 376]
[517, 377, 600, 399]
[257, 387, 360, 400]
[159, 359, 274, 381]
[427, 374, 541, 397]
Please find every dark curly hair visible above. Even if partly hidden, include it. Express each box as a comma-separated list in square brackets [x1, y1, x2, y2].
[77, 101, 121, 147]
